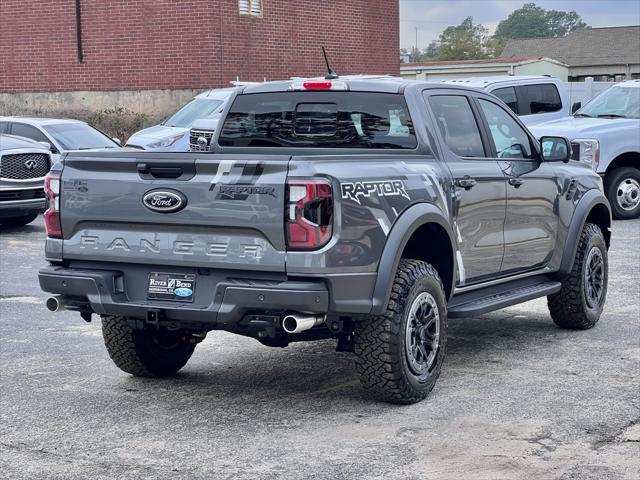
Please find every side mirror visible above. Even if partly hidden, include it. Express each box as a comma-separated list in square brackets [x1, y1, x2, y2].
[37, 141, 57, 153]
[112, 137, 121, 146]
[571, 102, 581, 114]
[540, 136, 571, 163]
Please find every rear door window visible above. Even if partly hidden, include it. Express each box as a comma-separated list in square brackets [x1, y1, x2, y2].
[219, 92, 417, 149]
[428, 95, 486, 158]
[517, 83, 562, 114]
[492, 87, 519, 114]
[10, 123, 50, 144]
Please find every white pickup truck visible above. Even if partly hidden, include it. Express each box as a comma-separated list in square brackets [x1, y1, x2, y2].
[444, 76, 571, 126]
[530, 80, 640, 219]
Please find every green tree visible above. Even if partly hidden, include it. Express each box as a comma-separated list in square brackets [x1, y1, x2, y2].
[413, 40, 440, 62]
[437, 17, 488, 60]
[422, 40, 440, 60]
[545, 9, 588, 37]
[494, 2, 587, 39]
[485, 36, 508, 58]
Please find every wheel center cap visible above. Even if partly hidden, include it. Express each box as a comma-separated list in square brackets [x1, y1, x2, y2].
[618, 179, 640, 210]
[624, 186, 639, 202]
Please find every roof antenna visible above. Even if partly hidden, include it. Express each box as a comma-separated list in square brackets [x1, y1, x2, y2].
[322, 46, 339, 80]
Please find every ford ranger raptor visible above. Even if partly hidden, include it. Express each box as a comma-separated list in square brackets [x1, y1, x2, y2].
[39, 77, 611, 404]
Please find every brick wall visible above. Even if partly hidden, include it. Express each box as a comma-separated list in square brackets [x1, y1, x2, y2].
[0, 0, 399, 94]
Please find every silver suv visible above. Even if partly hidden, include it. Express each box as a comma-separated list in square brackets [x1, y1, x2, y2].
[0, 134, 51, 226]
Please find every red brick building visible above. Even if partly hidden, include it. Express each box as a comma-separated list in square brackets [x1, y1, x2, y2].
[0, 0, 399, 94]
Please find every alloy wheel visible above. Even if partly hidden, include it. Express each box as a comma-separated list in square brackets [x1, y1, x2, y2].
[405, 292, 440, 375]
[584, 246, 605, 309]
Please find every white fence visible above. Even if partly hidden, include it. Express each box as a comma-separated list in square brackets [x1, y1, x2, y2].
[565, 78, 613, 107]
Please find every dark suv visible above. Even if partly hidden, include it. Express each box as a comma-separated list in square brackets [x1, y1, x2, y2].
[0, 134, 51, 226]
[39, 77, 611, 404]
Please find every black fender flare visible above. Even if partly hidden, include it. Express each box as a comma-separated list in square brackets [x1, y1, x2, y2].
[370, 203, 456, 315]
[558, 189, 611, 276]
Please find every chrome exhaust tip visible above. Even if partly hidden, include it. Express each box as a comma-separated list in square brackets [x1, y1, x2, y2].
[282, 314, 325, 334]
[45, 296, 63, 312]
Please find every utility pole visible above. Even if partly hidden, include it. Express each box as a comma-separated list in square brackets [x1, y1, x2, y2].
[415, 27, 419, 62]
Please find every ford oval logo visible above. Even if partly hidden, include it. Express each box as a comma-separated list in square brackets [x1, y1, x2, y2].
[142, 189, 187, 213]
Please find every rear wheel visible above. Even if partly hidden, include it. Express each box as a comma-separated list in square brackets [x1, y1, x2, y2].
[355, 260, 447, 404]
[0, 213, 38, 226]
[548, 223, 608, 329]
[101, 315, 196, 377]
[606, 167, 640, 219]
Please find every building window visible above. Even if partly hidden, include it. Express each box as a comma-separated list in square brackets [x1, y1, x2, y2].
[239, 0, 262, 17]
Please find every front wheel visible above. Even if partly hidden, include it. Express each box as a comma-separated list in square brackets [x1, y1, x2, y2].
[101, 316, 196, 377]
[548, 223, 608, 329]
[606, 167, 640, 219]
[355, 260, 447, 404]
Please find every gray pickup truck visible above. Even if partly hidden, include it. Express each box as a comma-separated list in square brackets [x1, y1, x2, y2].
[39, 77, 611, 404]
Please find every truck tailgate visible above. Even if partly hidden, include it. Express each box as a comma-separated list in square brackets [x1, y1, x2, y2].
[60, 152, 289, 271]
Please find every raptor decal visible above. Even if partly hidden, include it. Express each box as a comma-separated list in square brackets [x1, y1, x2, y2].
[208, 161, 271, 200]
[341, 180, 410, 205]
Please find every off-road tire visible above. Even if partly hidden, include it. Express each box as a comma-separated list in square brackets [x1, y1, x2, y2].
[355, 260, 447, 404]
[101, 315, 195, 377]
[606, 167, 640, 220]
[0, 213, 38, 226]
[548, 223, 608, 329]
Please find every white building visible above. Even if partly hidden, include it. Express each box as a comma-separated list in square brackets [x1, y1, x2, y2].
[400, 56, 569, 82]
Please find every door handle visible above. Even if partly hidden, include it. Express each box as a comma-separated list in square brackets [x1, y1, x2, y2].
[137, 163, 187, 180]
[508, 178, 525, 188]
[456, 176, 477, 190]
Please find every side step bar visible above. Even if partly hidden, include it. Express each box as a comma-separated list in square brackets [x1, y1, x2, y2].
[448, 275, 561, 318]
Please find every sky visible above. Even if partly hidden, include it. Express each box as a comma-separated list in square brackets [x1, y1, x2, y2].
[399, 0, 640, 49]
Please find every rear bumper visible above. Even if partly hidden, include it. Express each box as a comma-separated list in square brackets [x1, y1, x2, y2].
[0, 198, 46, 219]
[38, 265, 329, 329]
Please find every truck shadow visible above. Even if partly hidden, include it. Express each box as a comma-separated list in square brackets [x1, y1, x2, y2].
[121, 306, 568, 412]
[0, 223, 44, 235]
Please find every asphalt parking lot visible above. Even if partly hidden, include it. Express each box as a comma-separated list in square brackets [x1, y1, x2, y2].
[1, 217, 638, 480]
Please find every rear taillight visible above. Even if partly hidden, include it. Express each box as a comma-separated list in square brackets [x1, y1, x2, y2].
[44, 170, 62, 238]
[286, 179, 333, 250]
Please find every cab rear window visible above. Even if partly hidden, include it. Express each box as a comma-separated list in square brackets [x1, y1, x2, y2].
[219, 92, 417, 149]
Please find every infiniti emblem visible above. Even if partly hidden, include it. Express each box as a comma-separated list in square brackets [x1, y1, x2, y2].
[142, 189, 187, 213]
[24, 159, 38, 170]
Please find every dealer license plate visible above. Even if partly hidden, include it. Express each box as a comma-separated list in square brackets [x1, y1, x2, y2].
[147, 272, 195, 302]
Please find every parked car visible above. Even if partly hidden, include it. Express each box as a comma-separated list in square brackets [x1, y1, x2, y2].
[0, 134, 51, 226]
[530, 80, 640, 219]
[443, 75, 570, 126]
[0, 117, 120, 163]
[126, 88, 235, 151]
[40, 77, 611, 404]
[189, 115, 222, 152]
